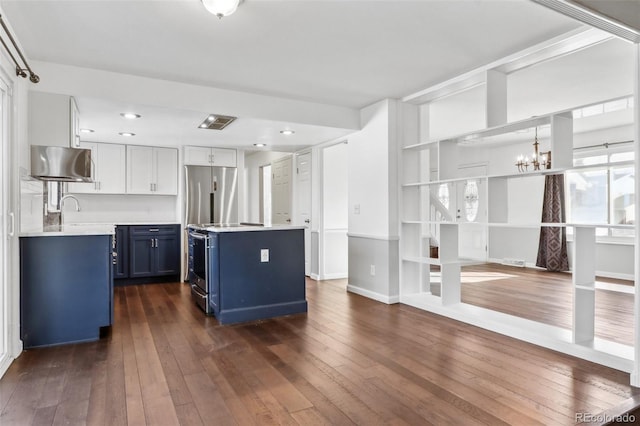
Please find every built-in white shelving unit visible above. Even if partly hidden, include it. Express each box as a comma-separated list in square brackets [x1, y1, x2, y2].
[399, 68, 635, 372]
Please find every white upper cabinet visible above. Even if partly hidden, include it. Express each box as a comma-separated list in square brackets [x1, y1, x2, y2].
[29, 91, 81, 148]
[67, 142, 126, 194]
[184, 146, 236, 167]
[127, 145, 178, 195]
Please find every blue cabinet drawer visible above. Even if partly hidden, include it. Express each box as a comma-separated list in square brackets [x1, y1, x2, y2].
[129, 225, 177, 236]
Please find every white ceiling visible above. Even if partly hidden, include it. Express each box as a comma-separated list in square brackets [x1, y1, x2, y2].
[0, 0, 593, 151]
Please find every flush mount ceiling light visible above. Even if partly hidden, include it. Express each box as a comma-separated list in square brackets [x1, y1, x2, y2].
[120, 112, 141, 120]
[280, 129, 295, 136]
[80, 128, 94, 133]
[198, 114, 237, 130]
[253, 143, 266, 147]
[118, 132, 136, 137]
[201, 0, 241, 18]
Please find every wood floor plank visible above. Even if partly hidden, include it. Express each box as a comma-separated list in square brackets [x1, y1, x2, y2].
[1, 271, 637, 426]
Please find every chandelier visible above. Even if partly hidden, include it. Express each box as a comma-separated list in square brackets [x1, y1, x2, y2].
[516, 127, 551, 173]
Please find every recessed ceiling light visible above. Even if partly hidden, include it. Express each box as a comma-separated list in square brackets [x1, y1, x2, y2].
[253, 143, 266, 147]
[80, 128, 94, 133]
[120, 112, 141, 120]
[280, 129, 295, 135]
[118, 132, 136, 137]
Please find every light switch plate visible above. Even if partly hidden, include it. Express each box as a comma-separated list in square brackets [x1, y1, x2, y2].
[354, 204, 360, 214]
[261, 249, 269, 262]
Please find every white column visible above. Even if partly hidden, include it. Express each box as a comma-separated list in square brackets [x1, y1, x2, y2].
[572, 226, 596, 344]
[485, 69, 507, 128]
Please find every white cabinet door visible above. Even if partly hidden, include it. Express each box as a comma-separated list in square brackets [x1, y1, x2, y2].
[127, 145, 154, 194]
[184, 146, 212, 166]
[184, 146, 237, 167]
[97, 143, 126, 194]
[154, 147, 178, 195]
[211, 148, 236, 167]
[67, 142, 98, 193]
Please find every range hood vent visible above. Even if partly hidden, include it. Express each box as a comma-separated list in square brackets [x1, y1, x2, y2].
[30, 145, 93, 182]
[198, 114, 237, 130]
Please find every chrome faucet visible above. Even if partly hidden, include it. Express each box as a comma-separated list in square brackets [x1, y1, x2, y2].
[60, 194, 81, 212]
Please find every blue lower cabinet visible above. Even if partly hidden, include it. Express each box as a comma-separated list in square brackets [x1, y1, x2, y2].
[20, 235, 113, 348]
[211, 229, 307, 325]
[128, 225, 180, 280]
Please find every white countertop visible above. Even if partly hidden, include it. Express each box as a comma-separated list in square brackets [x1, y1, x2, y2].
[21, 223, 116, 237]
[188, 224, 306, 233]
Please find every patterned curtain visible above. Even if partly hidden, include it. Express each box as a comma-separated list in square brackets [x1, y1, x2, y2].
[536, 174, 569, 272]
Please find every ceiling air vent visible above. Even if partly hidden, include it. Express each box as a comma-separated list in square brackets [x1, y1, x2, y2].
[198, 114, 237, 130]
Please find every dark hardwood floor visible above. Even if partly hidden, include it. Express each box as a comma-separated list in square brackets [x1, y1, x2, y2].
[1, 274, 638, 425]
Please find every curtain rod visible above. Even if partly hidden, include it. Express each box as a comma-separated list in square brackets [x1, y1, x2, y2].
[573, 140, 633, 151]
[0, 14, 38, 83]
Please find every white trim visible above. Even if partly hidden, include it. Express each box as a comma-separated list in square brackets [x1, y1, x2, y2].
[322, 273, 348, 280]
[347, 284, 399, 304]
[309, 273, 320, 281]
[347, 233, 399, 241]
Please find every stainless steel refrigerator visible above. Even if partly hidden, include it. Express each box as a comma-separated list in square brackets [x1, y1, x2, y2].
[184, 165, 238, 226]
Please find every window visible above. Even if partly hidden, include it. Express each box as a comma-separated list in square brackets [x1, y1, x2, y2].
[566, 144, 634, 238]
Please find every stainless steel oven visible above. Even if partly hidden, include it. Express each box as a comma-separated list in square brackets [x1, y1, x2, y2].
[188, 229, 211, 314]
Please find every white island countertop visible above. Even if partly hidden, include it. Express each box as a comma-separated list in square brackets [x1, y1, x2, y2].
[21, 223, 116, 237]
[188, 224, 306, 233]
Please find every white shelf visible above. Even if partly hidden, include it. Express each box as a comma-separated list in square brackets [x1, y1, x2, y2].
[403, 114, 558, 150]
[402, 166, 570, 188]
[402, 256, 458, 266]
[401, 220, 635, 230]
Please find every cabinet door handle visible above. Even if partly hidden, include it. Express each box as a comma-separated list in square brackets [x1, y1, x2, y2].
[150, 183, 153, 192]
[155, 238, 158, 247]
[150, 238, 155, 248]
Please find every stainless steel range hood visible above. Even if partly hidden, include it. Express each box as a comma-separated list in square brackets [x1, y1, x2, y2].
[30, 145, 93, 182]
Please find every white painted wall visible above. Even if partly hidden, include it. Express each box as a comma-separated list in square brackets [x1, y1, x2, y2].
[348, 100, 393, 238]
[347, 99, 409, 303]
[322, 142, 348, 279]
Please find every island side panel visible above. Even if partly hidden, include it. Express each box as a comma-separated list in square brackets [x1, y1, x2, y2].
[20, 235, 112, 348]
[217, 229, 307, 324]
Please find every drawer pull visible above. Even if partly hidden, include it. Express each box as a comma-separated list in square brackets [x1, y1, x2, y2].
[149, 228, 160, 232]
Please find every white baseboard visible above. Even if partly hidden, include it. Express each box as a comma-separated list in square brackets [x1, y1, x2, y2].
[0, 353, 14, 380]
[347, 284, 399, 304]
[309, 273, 320, 281]
[321, 272, 348, 280]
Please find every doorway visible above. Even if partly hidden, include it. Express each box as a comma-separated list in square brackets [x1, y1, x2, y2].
[259, 164, 272, 226]
[271, 157, 292, 225]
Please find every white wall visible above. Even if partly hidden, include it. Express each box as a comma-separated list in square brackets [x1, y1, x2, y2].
[62, 194, 178, 224]
[348, 100, 393, 237]
[347, 99, 408, 303]
[322, 142, 348, 278]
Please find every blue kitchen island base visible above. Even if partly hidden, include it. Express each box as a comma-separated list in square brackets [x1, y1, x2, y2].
[189, 225, 307, 325]
[20, 234, 113, 348]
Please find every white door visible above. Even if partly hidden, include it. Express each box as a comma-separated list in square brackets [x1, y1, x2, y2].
[271, 157, 292, 225]
[456, 175, 488, 262]
[295, 152, 312, 275]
